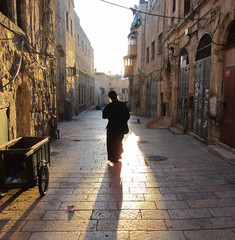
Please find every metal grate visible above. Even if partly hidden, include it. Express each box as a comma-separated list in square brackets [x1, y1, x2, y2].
[145, 155, 168, 161]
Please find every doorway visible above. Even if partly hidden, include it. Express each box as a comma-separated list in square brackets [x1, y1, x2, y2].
[177, 48, 189, 128]
[16, 82, 31, 137]
[221, 22, 235, 147]
[193, 34, 212, 140]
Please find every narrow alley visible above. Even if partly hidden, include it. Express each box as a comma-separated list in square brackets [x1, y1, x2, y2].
[0, 110, 235, 240]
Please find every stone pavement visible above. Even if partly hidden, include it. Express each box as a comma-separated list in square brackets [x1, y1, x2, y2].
[0, 110, 235, 240]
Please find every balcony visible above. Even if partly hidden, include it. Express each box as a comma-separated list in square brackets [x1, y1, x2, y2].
[128, 44, 137, 58]
[123, 56, 133, 77]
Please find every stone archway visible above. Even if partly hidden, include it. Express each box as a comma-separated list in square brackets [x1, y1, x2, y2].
[16, 82, 31, 137]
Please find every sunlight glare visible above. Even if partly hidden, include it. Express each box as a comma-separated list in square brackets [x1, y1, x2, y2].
[121, 132, 145, 170]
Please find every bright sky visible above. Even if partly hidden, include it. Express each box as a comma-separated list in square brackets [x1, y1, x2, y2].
[74, 0, 139, 75]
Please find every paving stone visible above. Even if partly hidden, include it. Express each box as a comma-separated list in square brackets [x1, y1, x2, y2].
[78, 231, 129, 240]
[129, 231, 186, 240]
[41, 194, 89, 202]
[91, 210, 141, 220]
[29, 232, 80, 240]
[74, 187, 125, 194]
[215, 191, 235, 198]
[144, 193, 178, 201]
[186, 198, 235, 208]
[97, 219, 167, 231]
[168, 208, 212, 219]
[159, 186, 198, 194]
[59, 201, 118, 210]
[42, 210, 92, 220]
[22, 220, 97, 231]
[208, 207, 235, 217]
[60, 182, 111, 188]
[88, 193, 144, 202]
[2, 201, 61, 211]
[141, 209, 170, 219]
[0, 211, 31, 221]
[176, 192, 218, 200]
[183, 229, 235, 240]
[166, 217, 235, 230]
[119, 201, 157, 210]
[130, 187, 161, 194]
[112, 182, 146, 188]
[87, 193, 123, 201]
[0, 220, 26, 232]
[0, 232, 31, 240]
[196, 184, 235, 192]
[44, 188, 74, 195]
[146, 181, 195, 188]
[155, 200, 189, 209]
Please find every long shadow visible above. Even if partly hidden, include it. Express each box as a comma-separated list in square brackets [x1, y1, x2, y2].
[0, 189, 42, 239]
[83, 161, 123, 240]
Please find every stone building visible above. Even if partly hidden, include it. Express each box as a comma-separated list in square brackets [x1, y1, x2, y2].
[125, 0, 235, 149]
[75, 14, 95, 114]
[55, 0, 94, 120]
[0, 0, 56, 145]
[94, 72, 129, 108]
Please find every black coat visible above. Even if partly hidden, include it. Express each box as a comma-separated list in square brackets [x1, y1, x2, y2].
[102, 101, 130, 133]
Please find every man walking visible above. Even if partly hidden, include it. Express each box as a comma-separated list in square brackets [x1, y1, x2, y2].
[102, 91, 130, 163]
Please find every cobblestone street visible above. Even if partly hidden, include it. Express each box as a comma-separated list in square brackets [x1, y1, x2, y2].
[1, 110, 235, 240]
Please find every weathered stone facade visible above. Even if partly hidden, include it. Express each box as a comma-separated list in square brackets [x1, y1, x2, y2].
[0, 0, 56, 145]
[125, 0, 235, 147]
[75, 14, 95, 114]
[95, 73, 129, 107]
[55, 0, 94, 120]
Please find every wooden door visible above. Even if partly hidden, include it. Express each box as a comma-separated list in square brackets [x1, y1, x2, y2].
[221, 65, 235, 147]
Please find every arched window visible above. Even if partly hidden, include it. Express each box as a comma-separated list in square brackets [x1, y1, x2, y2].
[179, 48, 189, 67]
[196, 34, 212, 61]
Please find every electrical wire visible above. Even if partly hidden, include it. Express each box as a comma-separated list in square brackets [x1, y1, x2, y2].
[100, 0, 208, 21]
[0, 20, 55, 59]
[211, 7, 225, 47]
[100, 0, 130, 10]
[0, 41, 24, 90]
[167, 5, 225, 61]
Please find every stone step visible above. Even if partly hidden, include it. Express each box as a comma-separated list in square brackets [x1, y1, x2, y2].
[169, 126, 184, 135]
[147, 117, 172, 129]
[208, 145, 235, 163]
[218, 141, 235, 154]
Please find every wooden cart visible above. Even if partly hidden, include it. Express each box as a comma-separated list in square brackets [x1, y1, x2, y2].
[0, 137, 50, 196]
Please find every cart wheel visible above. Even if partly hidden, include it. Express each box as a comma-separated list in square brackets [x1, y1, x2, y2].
[38, 165, 49, 196]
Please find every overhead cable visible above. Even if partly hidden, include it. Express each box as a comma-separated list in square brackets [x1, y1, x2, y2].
[100, 0, 208, 21]
[0, 41, 24, 90]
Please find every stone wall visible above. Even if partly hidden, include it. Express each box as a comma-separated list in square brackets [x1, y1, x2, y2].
[75, 13, 95, 113]
[55, 0, 94, 118]
[95, 73, 129, 107]
[0, 0, 56, 143]
[127, 0, 235, 145]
